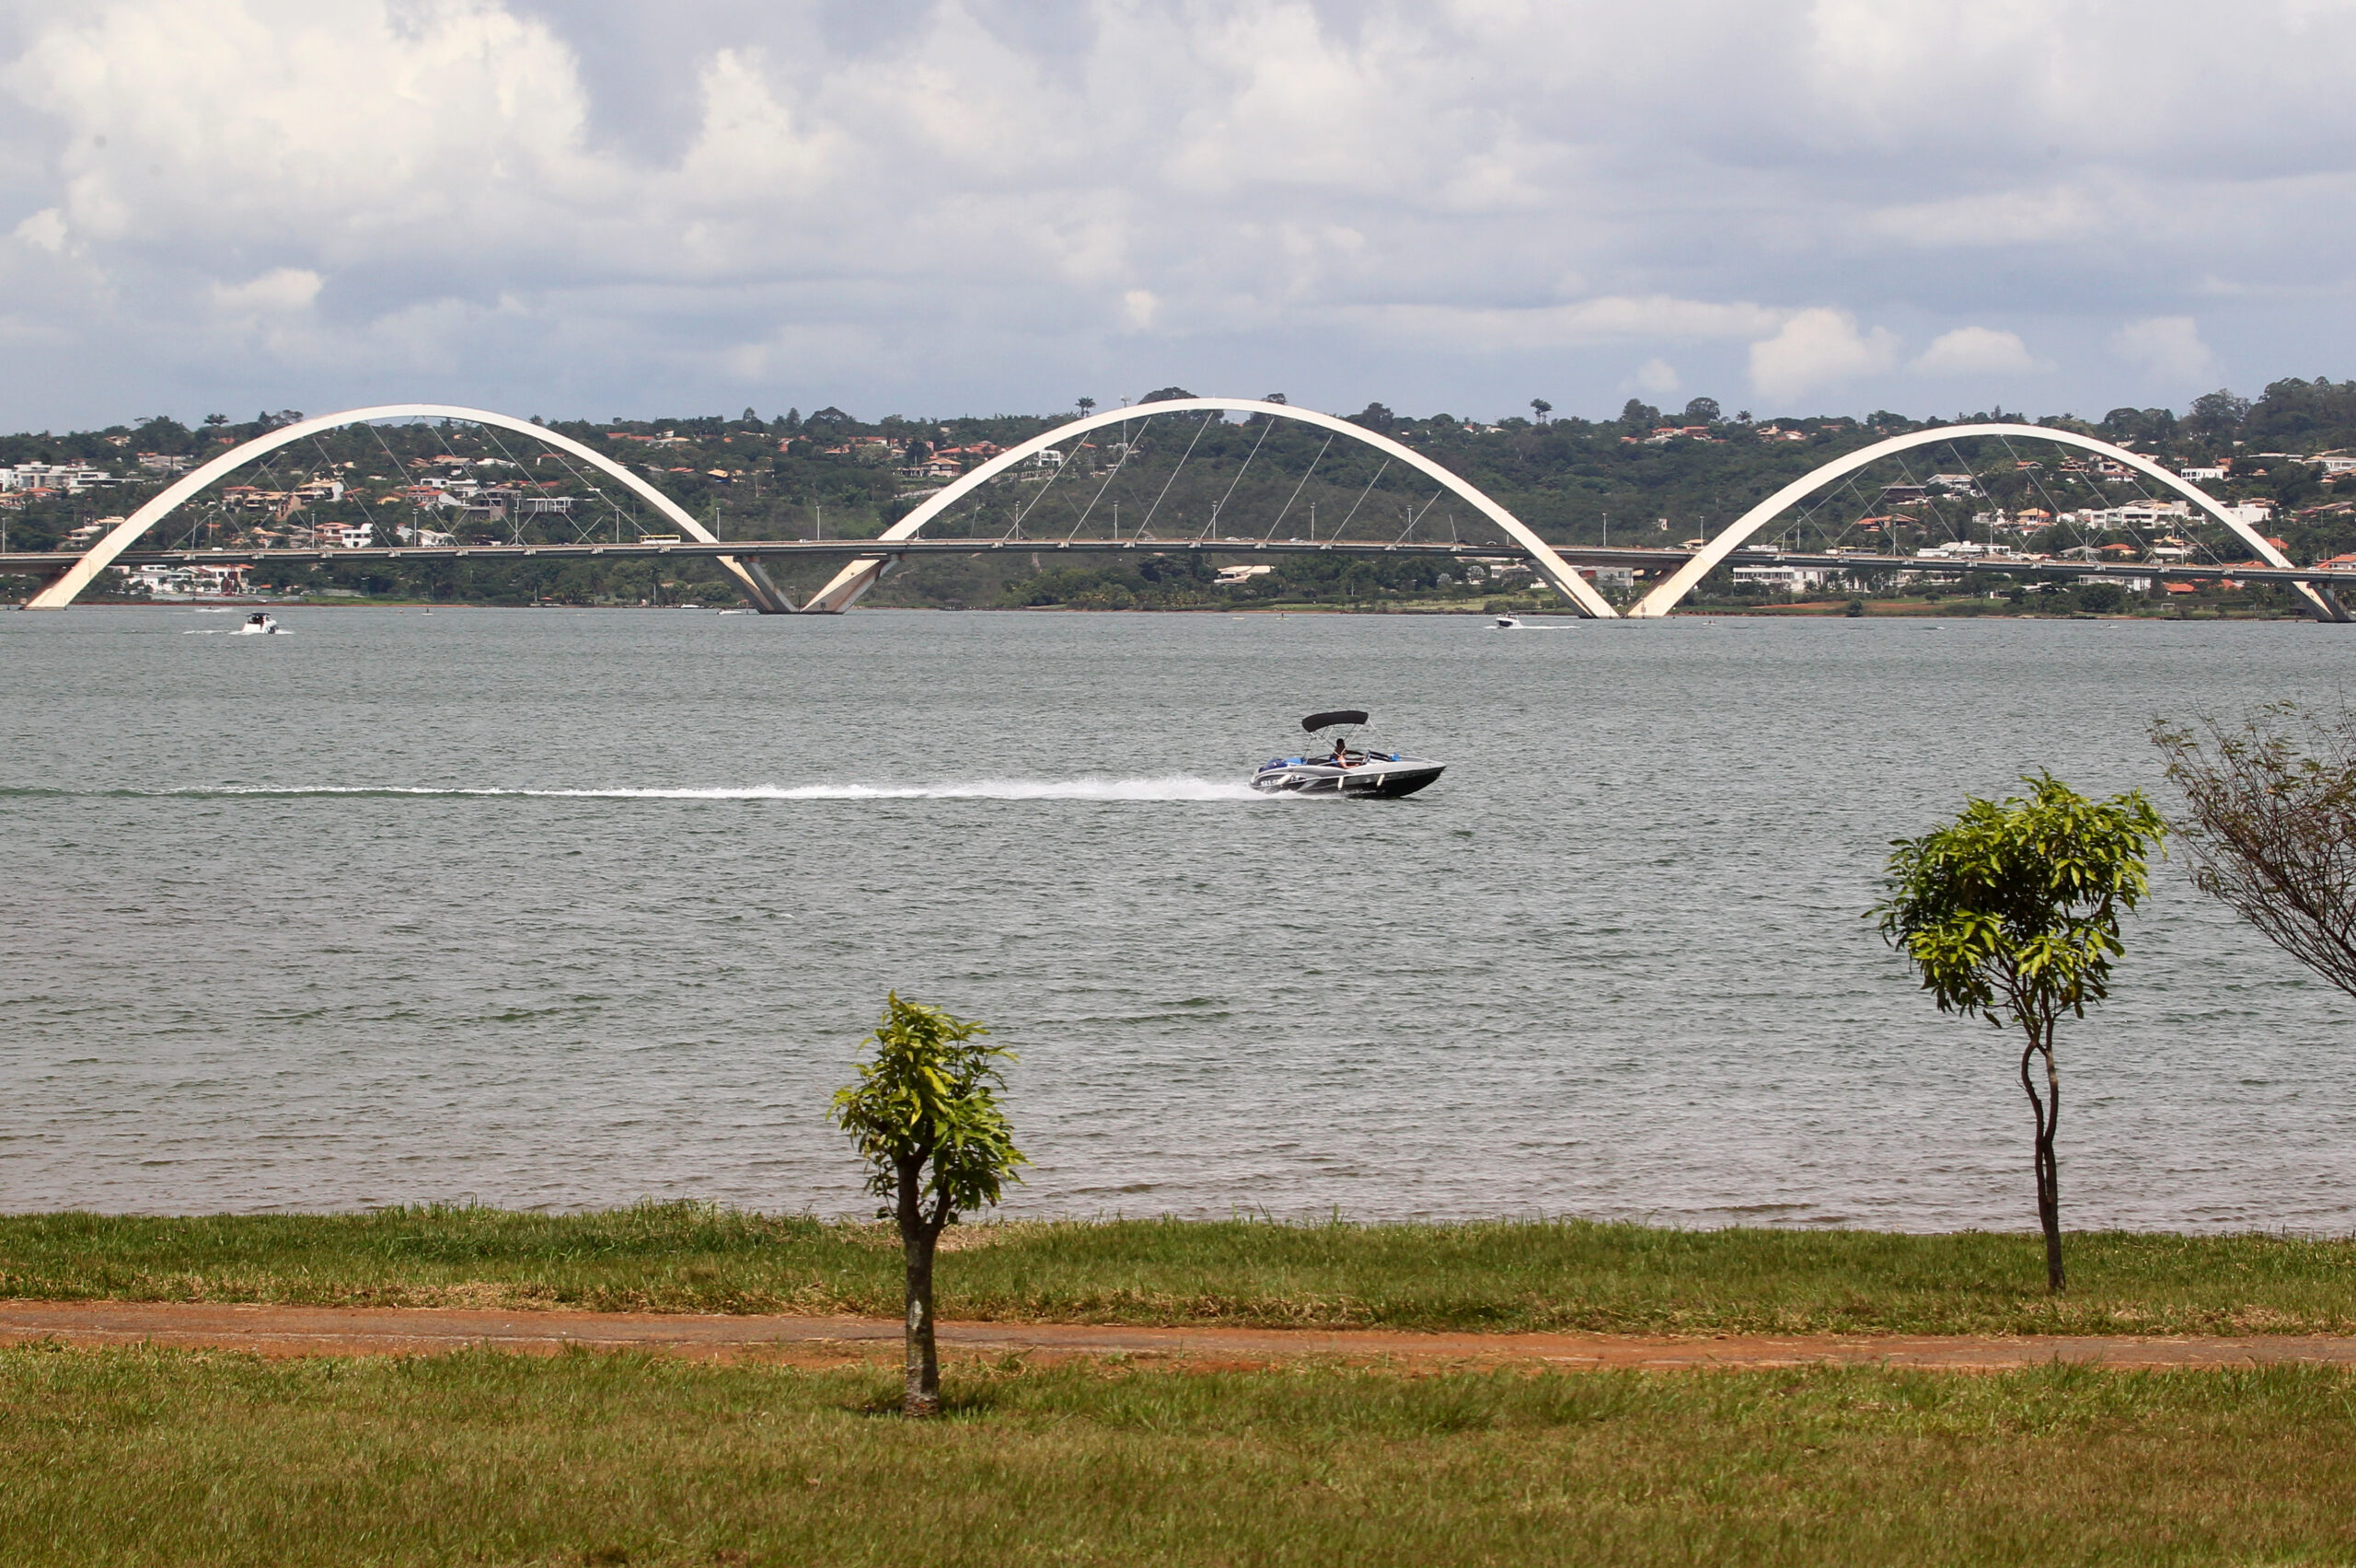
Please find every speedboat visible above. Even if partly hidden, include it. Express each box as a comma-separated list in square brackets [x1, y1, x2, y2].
[231, 612, 283, 635]
[1494, 613, 1522, 628]
[1250, 709, 1445, 799]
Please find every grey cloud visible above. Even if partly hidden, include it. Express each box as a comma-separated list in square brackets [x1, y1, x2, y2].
[0, 0, 2351, 428]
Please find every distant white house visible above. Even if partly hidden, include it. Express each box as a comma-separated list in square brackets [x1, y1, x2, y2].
[116, 561, 249, 595]
[1734, 563, 1840, 592]
[2077, 502, 2192, 530]
[2, 461, 110, 493]
[1214, 563, 1274, 585]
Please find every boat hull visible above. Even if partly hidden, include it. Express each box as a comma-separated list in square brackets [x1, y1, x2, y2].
[1249, 760, 1445, 799]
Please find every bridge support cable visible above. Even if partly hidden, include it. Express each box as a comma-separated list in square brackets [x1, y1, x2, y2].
[1334, 457, 1390, 536]
[473, 419, 603, 548]
[1887, 450, 1968, 550]
[1200, 411, 1276, 541]
[513, 432, 628, 547]
[1063, 425, 1147, 539]
[1628, 422, 2343, 621]
[792, 398, 1616, 617]
[312, 429, 406, 555]
[1137, 411, 1213, 539]
[994, 427, 1078, 537]
[1394, 488, 1445, 545]
[1926, 439, 2038, 585]
[1994, 433, 2102, 563]
[1998, 432, 2195, 597]
[1263, 433, 1332, 541]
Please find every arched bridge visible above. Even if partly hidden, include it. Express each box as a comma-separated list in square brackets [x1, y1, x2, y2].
[10, 405, 2342, 620]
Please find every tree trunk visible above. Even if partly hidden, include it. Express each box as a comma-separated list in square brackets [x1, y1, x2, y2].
[903, 1230, 940, 1415]
[895, 1155, 941, 1417]
[2018, 1036, 2066, 1295]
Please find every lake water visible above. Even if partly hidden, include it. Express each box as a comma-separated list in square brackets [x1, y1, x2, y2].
[3, 605, 2353, 1233]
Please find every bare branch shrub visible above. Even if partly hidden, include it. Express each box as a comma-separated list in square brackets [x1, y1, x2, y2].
[2153, 702, 2356, 996]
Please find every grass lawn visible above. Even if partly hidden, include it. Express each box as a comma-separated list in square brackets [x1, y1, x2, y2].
[4, 1205, 2353, 1335]
[2, 1344, 2353, 1566]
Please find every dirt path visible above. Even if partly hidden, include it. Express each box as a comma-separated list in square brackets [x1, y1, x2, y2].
[5, 1299, 2355, 1371]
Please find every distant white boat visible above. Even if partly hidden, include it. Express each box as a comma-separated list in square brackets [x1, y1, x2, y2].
[1494, 614, 1522, 629]
[717, 608, 751, 616]
[231, 612, 283, 635]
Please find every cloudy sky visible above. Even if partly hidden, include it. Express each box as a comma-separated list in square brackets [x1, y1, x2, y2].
[1, 0, 2352, 428]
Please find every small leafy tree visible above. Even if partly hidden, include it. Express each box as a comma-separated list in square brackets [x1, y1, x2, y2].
[2154, 703, 2356, 997]
[1872, 775, 2165, 1294]
[831, 994, 1026, 1416]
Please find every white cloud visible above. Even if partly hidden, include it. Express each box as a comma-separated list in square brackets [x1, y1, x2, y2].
[6, 0, 597, 255]
[1631, 357, 1680, 396]
[211, 268, 323, 315]
[2112, 317, 2219, 384]
[1865, 187, 2105, 249]
[0, 1, 2351, 424]
[1749, 309, 1901, 403]
[1911, 327, 2040, 376]
[12, 207, 66, 253]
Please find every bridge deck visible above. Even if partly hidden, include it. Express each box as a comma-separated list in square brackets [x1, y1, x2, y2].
[1, 538, 2343, 590]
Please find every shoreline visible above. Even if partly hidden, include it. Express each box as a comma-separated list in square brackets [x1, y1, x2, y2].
[25, 595, 2315, 619]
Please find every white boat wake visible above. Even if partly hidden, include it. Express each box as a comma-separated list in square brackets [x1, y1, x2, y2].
[161, 776, 1268, 803]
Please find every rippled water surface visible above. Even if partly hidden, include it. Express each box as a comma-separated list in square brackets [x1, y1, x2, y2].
[5, 605, 2354, 1231]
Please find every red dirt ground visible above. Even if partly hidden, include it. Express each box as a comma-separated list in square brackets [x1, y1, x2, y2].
[6, 1299, 2355, 1372]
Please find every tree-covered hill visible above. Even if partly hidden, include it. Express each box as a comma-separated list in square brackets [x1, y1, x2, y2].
[8, 379, 2356, 615]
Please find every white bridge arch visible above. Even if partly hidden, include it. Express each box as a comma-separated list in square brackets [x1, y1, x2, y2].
[25, 404, 794, 613]
[798, 397, 1617, 617]
[1629, 422, 2341, 621]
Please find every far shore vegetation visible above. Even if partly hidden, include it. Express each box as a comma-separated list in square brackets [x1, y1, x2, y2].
[13, 377, 2356, 618]
[6, 1205, 2355, 1337]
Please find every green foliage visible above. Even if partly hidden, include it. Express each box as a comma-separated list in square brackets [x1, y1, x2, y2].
[830, 995, 1025, 1228]
[1874, 774, 2165, 1292]
[833, 994, 1027, 1412]
[2074, 582, 2126, 614]
[1874, 774, 2164, 1032]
